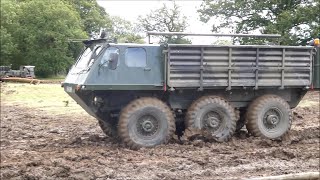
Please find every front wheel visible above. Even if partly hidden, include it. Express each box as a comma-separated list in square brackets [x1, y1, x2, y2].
[98, 118, 118, 138]
[118, 97, 175, 149]
[246, 95, 292, 139]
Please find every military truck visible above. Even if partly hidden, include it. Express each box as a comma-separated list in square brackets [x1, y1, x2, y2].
[62, 32, 319, 149]
[0, 65, 36, 79]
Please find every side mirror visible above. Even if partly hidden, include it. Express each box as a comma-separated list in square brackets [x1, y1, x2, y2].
[108, 52, 118, 70]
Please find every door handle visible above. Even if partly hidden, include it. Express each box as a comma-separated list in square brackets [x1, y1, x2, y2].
[144, 67, 151, 71]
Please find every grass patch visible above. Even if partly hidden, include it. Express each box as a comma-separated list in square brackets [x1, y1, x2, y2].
[37, 75, 66, 81]
[298, 100, 319, 108]
[297, 92, 319, 108]
[1, 83, 87, 116]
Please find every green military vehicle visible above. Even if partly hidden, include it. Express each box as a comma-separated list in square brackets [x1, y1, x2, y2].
[62, 32, 319, 149]
[0, 65, 35, 79]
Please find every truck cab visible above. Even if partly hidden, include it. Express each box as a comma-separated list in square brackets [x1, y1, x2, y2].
[63, 40, 166, 119]
[64, 40, 164, 90]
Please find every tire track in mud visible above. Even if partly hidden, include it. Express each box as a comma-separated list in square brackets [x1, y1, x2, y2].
[1, 92, 319, 180]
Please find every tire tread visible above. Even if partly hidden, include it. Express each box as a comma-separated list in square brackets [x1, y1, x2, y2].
[246, 94, 292, 138]
[185, 96, 237, 142]
[118, 97, 175, 149]
[98, 119, 118, 138]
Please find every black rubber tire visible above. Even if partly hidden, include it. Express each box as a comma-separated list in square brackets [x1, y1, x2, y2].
[185, 96, 237, 142]
[246, 94, 292, 139]
[118, 97, 175, 149]
[98, 118, 118, 138]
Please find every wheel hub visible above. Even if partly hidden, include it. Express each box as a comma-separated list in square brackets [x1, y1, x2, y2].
[142, 120, 154, 132]
[137, 115, 159, 136]
[263, 107, 282, 129]
[207, 116, 220, 128]
[204, 112, 222, 130]
[266, 115, 279, 125]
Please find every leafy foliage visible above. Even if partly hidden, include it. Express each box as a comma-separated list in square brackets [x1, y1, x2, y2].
[138, 2, 191, 44]
[198, 0, 319, 45]
[0, 1, 20, 65]
[0, 0, 148, 76]
[0, 0, 88, 76]
[110, 16, 144, 44]
[64, 0, 112, 35]
[0, 28, 16, 66]
[18, 0, 87, 76]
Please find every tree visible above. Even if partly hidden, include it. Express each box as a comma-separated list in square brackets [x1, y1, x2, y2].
[198, 0, 319, 45]
[64, 0, 112, 35]
[0, 0, 20, 65]
[0, 28, 16, 65]
[110, 16, 144, 44]
[1, 0, 128, 77]
[211, 39, 233, 45]
[138, 2, 191, 44]
[13, 0, 87, 76]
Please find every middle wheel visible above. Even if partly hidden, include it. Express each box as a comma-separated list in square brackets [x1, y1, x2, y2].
[118, 97, 175, 149]
[186, 96, 237, 142]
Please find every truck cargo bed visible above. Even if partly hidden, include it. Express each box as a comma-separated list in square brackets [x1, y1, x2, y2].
[166, 45, 314, 90]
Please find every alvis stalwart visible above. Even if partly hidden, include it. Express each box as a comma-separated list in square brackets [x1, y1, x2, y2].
[62, 32, 320, 149]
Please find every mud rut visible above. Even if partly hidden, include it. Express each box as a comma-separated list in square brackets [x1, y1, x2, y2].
[1, 92, 319, 180]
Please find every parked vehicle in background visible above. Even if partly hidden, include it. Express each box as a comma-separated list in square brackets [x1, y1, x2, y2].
[62, 32, 319, 149]
[0, 65, 36, 79]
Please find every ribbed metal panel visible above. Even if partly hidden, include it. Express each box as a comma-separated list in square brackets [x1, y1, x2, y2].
[313, 47, 320, 89]
[167, 45, 313, 89]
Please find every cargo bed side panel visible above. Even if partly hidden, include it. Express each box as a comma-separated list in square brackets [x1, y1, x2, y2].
[313, 47, 320, 89]
[167, 45, 313, 90]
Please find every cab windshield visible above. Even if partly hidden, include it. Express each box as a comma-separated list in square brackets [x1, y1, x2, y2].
[100, 47, 119, 67]
[75, 46, 102, 69]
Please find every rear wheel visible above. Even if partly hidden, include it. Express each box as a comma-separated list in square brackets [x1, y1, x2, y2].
[98, 117, 118, 138]
[186, 96, 237, 142]
[246, 95, 292, 139]
[118, 97, 175, 149]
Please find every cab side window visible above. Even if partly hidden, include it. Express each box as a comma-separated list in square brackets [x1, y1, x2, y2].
[125, 48, 146, 67]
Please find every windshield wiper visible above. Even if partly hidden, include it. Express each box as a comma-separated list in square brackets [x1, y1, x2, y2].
[98, 61, 106, 75]
[70, 67, 90, 75]
[77, 67, 91, 74]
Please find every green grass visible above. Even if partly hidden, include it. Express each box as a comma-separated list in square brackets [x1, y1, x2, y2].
[37, 75, 66, 81]
[1, 83, 87, 116]
[298, 100, 318, 108]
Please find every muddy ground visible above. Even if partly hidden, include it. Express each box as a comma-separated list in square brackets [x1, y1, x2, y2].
[0, 84, 319, 180]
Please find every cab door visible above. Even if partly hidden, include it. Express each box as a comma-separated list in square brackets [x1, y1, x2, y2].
[122, 46, 162, 86]
[92, 45, 164, 90]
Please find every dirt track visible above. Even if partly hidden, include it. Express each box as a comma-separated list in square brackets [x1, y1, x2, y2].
[0, 85, 319, 179]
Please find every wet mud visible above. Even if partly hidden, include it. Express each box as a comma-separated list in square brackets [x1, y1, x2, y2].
[1, 90, 319, 179]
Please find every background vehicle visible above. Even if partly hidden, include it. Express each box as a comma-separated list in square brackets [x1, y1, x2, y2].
[0, 65, 36, 79]
[62, 32, 319, 149]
